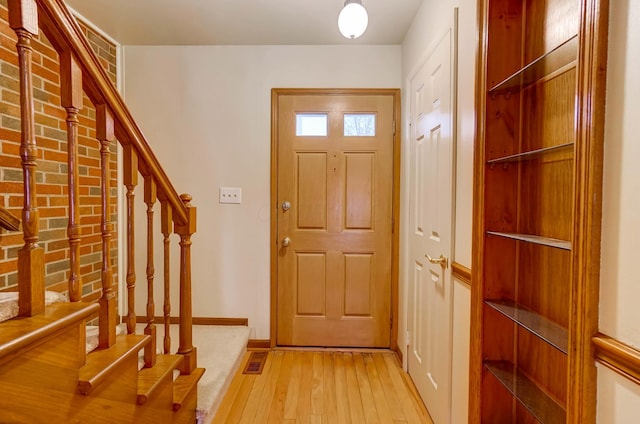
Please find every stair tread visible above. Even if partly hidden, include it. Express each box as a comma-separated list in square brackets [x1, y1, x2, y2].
[0, 302, 99, 361]
[173, 367, 205, 411]
[137, 354, 184, 405]
[78, 334, 150, 395]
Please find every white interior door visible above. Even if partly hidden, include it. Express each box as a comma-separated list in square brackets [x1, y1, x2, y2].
[407, 27, 455, 424]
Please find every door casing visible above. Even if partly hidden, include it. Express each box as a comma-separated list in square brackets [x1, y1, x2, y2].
[270, 88, 401, 351]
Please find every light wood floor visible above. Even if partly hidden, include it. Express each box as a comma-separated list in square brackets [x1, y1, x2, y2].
[212, 349, 434, 423]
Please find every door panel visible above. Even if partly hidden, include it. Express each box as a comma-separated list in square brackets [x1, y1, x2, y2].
[276, 93, 395, 347]
[296, 153, 328, 229]
[344, 253, 373, 316]
[296, 253, 326, 316]
[345, 153, 375, 229]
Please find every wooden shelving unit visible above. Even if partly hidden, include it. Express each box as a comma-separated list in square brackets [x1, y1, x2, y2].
[470, 0, 609, 422]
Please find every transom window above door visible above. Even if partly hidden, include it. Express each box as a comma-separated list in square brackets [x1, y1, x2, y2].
[295, 113, 328, 136]
[295, 112, 377, 137]
[344, 113, 376, 136]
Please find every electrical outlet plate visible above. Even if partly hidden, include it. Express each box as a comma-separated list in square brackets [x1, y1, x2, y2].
[219, 187, 242, 204]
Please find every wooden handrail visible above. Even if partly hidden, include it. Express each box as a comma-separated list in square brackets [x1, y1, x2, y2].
[593, 333, 640, 385]
[34, 0, 189, 226]
[0, 207, 20, 232]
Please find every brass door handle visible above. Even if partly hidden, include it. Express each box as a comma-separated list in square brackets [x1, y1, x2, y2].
[426, 254, 448, 268]
[282, 237, 291, 247]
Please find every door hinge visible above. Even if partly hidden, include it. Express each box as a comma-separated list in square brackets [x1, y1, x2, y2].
[392, 120, 396, 135]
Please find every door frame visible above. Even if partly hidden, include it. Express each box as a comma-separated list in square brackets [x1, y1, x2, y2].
[270, 88, 402, 351]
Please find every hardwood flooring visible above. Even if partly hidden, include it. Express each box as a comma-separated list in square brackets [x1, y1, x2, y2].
[212, 350, 433, 423]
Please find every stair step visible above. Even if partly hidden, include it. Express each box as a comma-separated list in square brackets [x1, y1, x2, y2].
[173, 367, 205, 412]
[78, 334, 150, 395]
[0, 302, 99, 363]
[137, 354, 183, 405]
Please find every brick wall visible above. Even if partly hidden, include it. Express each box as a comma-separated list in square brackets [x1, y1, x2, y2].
[0, 0, 119, 303]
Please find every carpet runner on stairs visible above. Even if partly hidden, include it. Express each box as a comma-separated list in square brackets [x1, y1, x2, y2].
[136, 323, 250, 423]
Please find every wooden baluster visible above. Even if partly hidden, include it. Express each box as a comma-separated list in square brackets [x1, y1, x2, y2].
[176, 194, 197, 373]
[9, 0, 44, 317]
[161, 201, 172, 354]
[60, 50, 83, 302]
[97, 104, 116, 348]
[144, 177, 157, 367]
[124, 145, 138, 334]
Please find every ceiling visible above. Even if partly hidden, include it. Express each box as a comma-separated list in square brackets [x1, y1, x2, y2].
[64, 0, 423, 46]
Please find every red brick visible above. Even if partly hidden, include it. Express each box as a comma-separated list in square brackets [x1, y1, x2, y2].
[45, 250, 66, 263]
[0, 233, 23, 247]
[49, 197, 68, 207]
[43, 150, 66, 162]
[0, 155, 20, 167]
[38, 184, 63, 195]
[42, 103, 66, 120]
[37, 137, 61, 151]
[8, 196, 22, 207]
[1, 182, 22, 193]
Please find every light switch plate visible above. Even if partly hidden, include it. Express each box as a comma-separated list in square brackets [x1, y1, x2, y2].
[219, 187, 242, 204]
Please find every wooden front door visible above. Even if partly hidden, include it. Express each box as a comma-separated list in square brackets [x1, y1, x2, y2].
[273, 90, 398, 347]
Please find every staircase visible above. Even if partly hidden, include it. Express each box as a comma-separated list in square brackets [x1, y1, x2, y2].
[0, 0, 204, 422]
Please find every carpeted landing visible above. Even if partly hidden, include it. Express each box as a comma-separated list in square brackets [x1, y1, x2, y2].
[136, 323, 250, 423]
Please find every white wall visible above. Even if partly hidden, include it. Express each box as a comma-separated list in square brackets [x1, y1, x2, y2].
[598, 0, 640, 419]
[400, 0, 476, 421]
[123, 45, 401, 339]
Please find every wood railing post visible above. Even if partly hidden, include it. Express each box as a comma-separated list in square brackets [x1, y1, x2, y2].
[9, 0, 44, 317]
[60, 50, 83, 302]
[124, 145, 138, 334]
[175, 194, 196, 374]
[161, 201, 172, 354]
[97, 104, 116, 348]
[144, 177, 157, 367]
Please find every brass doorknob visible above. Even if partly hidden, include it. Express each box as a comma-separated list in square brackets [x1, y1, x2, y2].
[282, 237, 291, 247]
[426, 253, 448, 268]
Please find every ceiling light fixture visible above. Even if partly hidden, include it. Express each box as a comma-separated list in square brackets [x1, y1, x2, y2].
[338, 0, 369, 39]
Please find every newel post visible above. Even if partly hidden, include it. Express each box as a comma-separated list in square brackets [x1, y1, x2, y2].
[9, 0, 44, 317]
[175, 194, 196, 374]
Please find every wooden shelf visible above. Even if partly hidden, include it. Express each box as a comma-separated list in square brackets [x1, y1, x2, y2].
[487, 143, 574, 164]
[485, 361, 567, 424]
[486, 231, 572, 250]
[489, 35, 579, 94]
[472, 0, 606, 420]
[486, 300, 568, 354]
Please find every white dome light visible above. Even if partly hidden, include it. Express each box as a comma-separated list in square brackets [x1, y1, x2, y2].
[338, 0, 368, 39]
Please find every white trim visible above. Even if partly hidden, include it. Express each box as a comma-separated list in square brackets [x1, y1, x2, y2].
[67, 6, 121, 49]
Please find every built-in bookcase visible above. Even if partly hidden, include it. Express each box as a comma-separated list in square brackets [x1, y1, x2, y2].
[470, 0, 609, 422]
